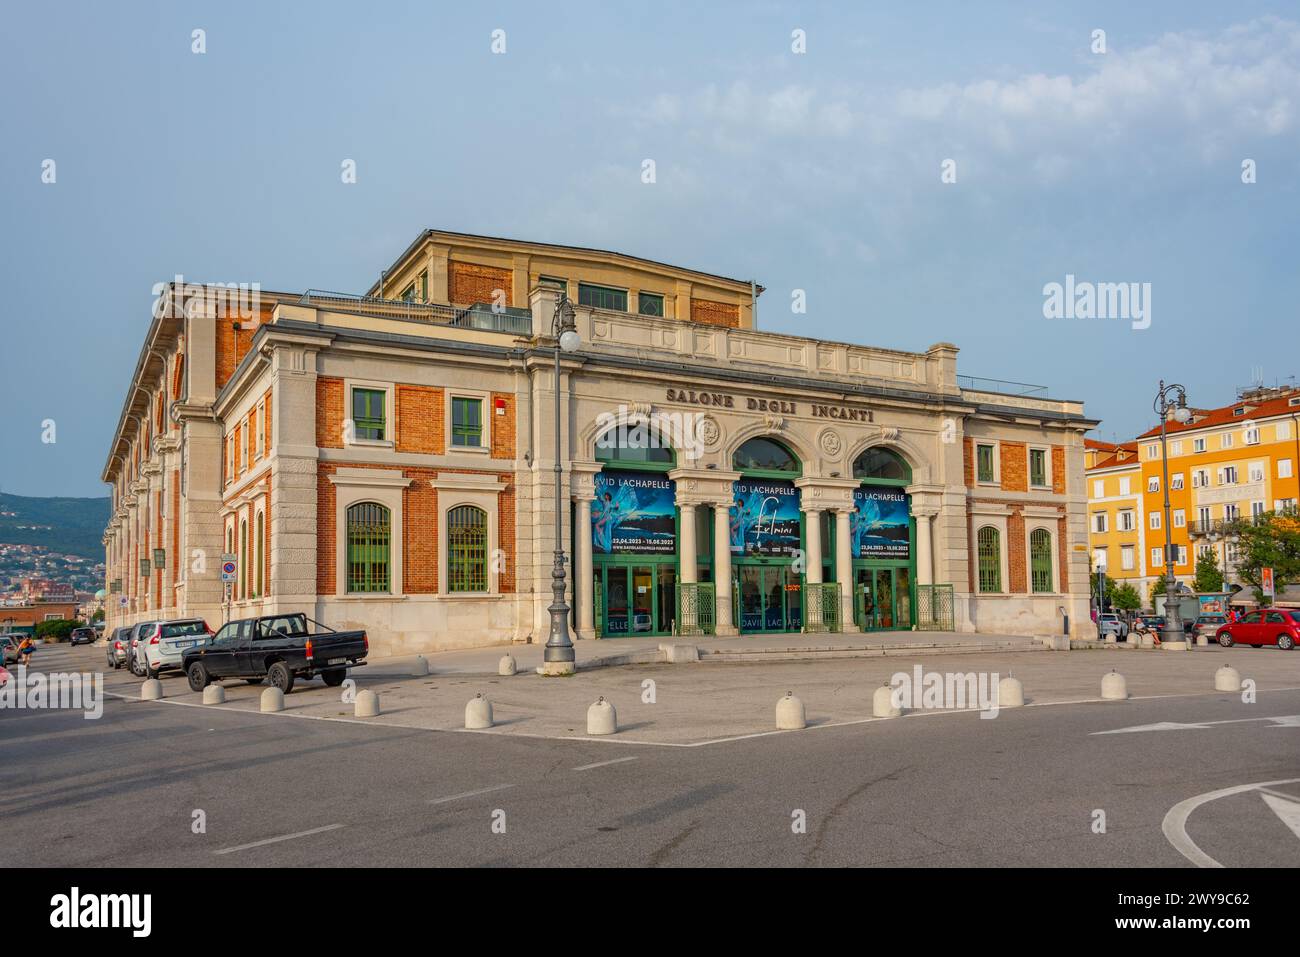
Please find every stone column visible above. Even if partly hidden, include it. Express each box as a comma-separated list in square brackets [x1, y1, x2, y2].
[914, 510, 934, 586]
[804, 508, 823, 584]
[575, 496, 595, 640]
[835, 508, 859, 632]
[679, 504, 697, 584]
[713, 503, 737, 635]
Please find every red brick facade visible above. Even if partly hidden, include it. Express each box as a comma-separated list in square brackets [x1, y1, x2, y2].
[449, 262, 512, 307]
[690, 298, 740, 328]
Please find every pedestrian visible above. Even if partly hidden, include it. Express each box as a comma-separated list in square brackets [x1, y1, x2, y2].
[16, 635, 34, 666]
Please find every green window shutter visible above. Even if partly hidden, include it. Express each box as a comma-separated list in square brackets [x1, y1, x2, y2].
[452, 397, 483, 447]
[352, 388, 386, 441]
[346, 503, 391, 593]
[1030, 528, 1053, 593]
[977, 526, 1001, 593]
[1030, 449, 1047, 487]
[447, 505, 488, 592]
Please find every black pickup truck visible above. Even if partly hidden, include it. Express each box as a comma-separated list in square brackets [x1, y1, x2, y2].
[182, 613, 367, 694]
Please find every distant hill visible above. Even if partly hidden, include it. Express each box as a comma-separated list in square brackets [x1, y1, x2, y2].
[0, 493, 111, 560]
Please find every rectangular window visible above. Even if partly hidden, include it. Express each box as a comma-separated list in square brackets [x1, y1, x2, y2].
[1119, 476, 1131, 496]
[1093, 512, 1108, 533]
[1245, 426, 1260, 445]
[1149, 512, 1161, 530]
[1280, 459, 1293, 479]
[1121, 545, 1135, 570]
[1093, 479, 1104, 499]
[1118, 510, 1135, 531]
[578, 283, 628, 312]
[1224, 503, 1240, 520]
[1221, 432, 1234, 449]
[1171, 473, 1184, 490]
[451, 397, 483, 448]
[1152, 547, 1163, 568]
[1147, 476, 1159, 493]
[1194, 437, 1206, 453]
[1093, 548, 1107, 571]
[1279, 422, 1292, 441]
[1249, 463, 1264, 483]
[1173, 509, 1186, 528]
[1029, 448, 1047, 487]
[1198, 506, 1211, 527]
[351, 388, 386, 441]
[1170, 440, 1183, 455]
[977, 444, 995, 483]
[1146, 444, 1160, 459]
[240, 419, 249, 472]
[1277, 498, 1297, 513]
[1222, 466, 1238, 484]
[637, 292, 665, 317]
[255, 402, 266, 458]
[1252, 501, 1266, 519]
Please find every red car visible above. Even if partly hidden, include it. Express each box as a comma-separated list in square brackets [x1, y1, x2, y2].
[1215, 609, 1299, 650]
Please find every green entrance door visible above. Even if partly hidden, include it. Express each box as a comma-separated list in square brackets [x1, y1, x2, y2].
[596, 562, 675, 636]
[736, 563, 803, 633]
[856, 566, 913, 631]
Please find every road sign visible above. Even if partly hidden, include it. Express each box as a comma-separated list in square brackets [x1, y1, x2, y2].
[1262, 566, 1275, 599]
[221, 553, 238, 583]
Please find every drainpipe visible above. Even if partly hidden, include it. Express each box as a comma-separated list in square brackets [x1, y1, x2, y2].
[750, 279, 758, 329]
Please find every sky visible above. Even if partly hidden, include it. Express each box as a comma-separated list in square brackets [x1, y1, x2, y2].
[1, 1, 1298, 497]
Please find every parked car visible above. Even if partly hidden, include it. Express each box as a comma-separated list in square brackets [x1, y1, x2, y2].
[126, 621, 159, 677]
[69, 626, 97, 646]
[1097, 614, 1129, 639]
[1137, 614, 1166, 631]
[1215, 609, 1299, 650]
[632, 612, 652, 632]
[140, 618, 213, 679]
[93, 621, 106, 638]
[1192, 614, 1228, 643]
[105, 627, 132, 670]
[1, 635, 21, 665]
[183, 613, 368, 694]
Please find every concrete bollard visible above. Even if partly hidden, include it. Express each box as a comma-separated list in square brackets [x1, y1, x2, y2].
[354, 689, 380, 717]
[775, 691, 807, 730]
[260, 687, 284, 713]
[1138, 633, 1155, 649]
[498, 654, 517, 676]
[465, 693, 493, 729]
[872, 683, 901, 718]
[140, 678, 163, 701]
[411, 655, 429, 677]
[1101, 670, 1128, 701]
[1214, 665, 1241, 692]
[202, 684, 226, 705]
[998, 675, 1025, 708]
[587, 696, 617, 735]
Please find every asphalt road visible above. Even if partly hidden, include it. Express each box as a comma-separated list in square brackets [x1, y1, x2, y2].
[3, 643, 1299, 867]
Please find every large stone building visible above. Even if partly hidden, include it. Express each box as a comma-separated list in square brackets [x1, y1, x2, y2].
[101, 230, 1097, 655]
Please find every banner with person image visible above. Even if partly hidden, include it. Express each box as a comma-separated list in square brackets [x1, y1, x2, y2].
[730, 480, 801, 557]
[591, 471, 677, 555]
[851, 487, 911, 559]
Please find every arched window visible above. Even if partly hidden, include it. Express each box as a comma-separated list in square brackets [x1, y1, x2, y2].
[977, 526, 1001, 593]
[346, 503, 391, 593]
[447, 505, 489, 593]
[255, 511, 265, 598]
[852, 446, 911, 482]
[1030, 528, 1053, 593]
[732, 437, 799, 474]
[239, 519, 248, 600]
[595, 423, 675, 467]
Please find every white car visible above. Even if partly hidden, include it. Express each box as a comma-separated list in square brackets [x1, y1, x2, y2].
[140, 619, 212, 679]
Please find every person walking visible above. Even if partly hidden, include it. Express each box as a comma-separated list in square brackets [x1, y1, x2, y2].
[16, 635, 35, 666]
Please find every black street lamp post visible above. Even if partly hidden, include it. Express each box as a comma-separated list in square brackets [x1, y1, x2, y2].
[1153, 380, 1192, 645]
[542, 294, 581, 675]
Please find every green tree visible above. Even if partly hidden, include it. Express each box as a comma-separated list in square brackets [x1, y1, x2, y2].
[33, 619, 84, 642]
[1236, 510, 1300, 603]
[91, 608, 105, 623]
[1193, 550, 1224, 592]
[1110, 582, 1141, 612]
[1149, 573, 1175, 607]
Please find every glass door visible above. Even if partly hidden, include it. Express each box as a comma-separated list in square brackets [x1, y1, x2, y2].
[874, 570, 895, 629]
[604, 566, 630, 636]
[739, 565, 763, 632]
[631, 565, 654, 634]
[737, 563, 801, 633]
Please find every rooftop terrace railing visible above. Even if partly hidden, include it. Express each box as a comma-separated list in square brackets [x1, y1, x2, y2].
[297, 290, 533, 336]
[957, 374, 1049, 397]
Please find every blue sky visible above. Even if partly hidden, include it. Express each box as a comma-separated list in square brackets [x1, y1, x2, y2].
[2, 1, 1297, 497]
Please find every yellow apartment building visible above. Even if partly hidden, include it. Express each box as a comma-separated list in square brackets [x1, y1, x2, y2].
[1084, 440, 1150, 596]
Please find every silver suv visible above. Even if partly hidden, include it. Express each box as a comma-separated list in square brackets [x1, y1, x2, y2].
[139, 619, 211, 679]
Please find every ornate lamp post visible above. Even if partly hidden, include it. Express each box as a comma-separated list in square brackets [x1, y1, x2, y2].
[542, 294, 582, 675]
[1153, 380, 1193, 645]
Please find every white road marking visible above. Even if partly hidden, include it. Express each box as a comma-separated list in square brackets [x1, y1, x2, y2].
[572, 756, 638, 771]
[428, 784, 514, 805]
[213, 823, 344, 855]
[1162, 777, 1300, 867]
[1093, 715, 1300, 735]
[1260, 792, 1300, 840]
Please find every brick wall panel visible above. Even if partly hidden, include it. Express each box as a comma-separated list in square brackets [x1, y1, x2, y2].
[690, 298, 740, 328]
[396, 385, 445, 454]
[317, 377, 344, 449]
[1008, 506, 1027, 593]
[490, 392, 515, 459]
[449, 262, 512, 307]
[1001, 442, 1028, 492]
[1052, 445, 1067, 494]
